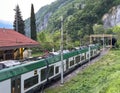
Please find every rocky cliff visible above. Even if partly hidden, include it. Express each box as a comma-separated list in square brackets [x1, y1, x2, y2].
[103, 5, 120, 28]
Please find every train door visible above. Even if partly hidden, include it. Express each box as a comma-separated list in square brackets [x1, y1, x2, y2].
[11, 76, 21, 93]
[66, 59, 69, 70]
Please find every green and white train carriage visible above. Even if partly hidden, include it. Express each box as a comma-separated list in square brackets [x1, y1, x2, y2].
[0, 44, 100, 93]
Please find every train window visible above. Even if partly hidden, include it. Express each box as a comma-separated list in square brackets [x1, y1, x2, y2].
[84, 53, 86, 59]
[24, 75, 38, 90]
[41, 68, 47, 81]
[93, 51, 95, 54]
[75, 56, 80, 63]
[91, 51, 93, 56]
[70, 60, 74, 66]
[87, 53, 89, 58]
[49, 65, 54, 77]
[81, 54, 85, 61]
[94, 50, 97, 54]
[55, 66, 59, 74]
[66, 59, 69, 70]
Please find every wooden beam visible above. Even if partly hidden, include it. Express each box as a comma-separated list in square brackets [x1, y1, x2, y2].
[90, 34, 114, 38]
[90, 36, 92, 44]
[111, 35, 112, 48]
[19, 48, 23, 59]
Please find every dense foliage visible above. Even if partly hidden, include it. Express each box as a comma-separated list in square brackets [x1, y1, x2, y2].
[13, 5, 25, 35]
[45, 49, 120, 93]
[30, 4, 37, 40]
[37, 31, 61, 52]
[25, 0, 120, 53]
[35, 0, 120, 51]
[46, 0, 120, 41]
[112, 26, 120, 47]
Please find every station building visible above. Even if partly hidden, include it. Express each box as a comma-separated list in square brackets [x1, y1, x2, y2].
[0, 28, 39, 61]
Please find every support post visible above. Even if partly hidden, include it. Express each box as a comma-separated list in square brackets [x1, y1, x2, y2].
[90, 36, 92, 44]
[19, 48, 23, 59]
[103, 34, 104, 50]
[89, 45, 91, 62]
[60, 16, 64, 84]
[111, 35, 112, 48]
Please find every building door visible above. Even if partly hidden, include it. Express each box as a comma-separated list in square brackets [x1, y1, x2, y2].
[11, 76, 21, 93]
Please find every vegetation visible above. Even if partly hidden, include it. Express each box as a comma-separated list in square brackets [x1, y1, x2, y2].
[37, 31, 61, 52]
[13, 5, 25, 35]
[32, 0, 120, 51]
[45, 49, 120, 93]
[113, 26, 120, 47]
[37, 30, 80, 52]
[30, 4, 37, 40]
[30, 0, 120, 53]
[35, 0, 120, 40]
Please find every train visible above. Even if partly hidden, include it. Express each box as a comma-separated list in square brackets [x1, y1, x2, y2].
[0, 44, 100, 93]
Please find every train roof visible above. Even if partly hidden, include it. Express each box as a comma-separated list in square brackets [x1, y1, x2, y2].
[0, 45, 99, 82]
[0, 60, 20, 68]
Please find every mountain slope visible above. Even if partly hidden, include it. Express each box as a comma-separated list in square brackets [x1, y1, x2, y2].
[25, 0, 120, 39]
[25, 0, 81, 35]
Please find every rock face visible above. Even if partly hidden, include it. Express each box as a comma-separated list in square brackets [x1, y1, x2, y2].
[24, 0, 74, 37]
[103, 5, 120, 28]
[24, 12, 52, 37]
[38, 12, 52, 31]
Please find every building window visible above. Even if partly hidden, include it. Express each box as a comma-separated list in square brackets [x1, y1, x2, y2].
[24, 75, 38, 90]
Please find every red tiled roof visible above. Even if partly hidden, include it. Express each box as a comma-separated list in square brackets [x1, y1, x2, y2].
[0, 28, 39, 50]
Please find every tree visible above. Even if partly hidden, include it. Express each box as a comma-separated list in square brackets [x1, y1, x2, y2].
[30, 4, 37, 40]
[38, 32, 46, 42]
[93, 24, 105, 34]
[13, 5, 25, 35]
[113, 26, 120, 46]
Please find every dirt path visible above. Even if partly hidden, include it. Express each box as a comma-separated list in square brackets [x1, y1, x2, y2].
[47, 48, 110, 89]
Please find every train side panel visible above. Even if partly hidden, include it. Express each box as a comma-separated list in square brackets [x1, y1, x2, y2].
[0, 79, 11, 93]
[21, 68, 41, 93]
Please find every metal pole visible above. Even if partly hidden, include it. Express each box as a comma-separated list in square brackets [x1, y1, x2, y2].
[66, 27, 68, 50]
[60, 16, 64, 84]
[103, 34, 104, 50]
[89, 45, 90, 62]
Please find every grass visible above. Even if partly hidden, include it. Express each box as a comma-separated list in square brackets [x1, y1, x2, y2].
[45, 49, 120, 93]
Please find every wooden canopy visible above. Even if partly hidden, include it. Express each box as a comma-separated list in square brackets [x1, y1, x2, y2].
[90, 34, 113, 48]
